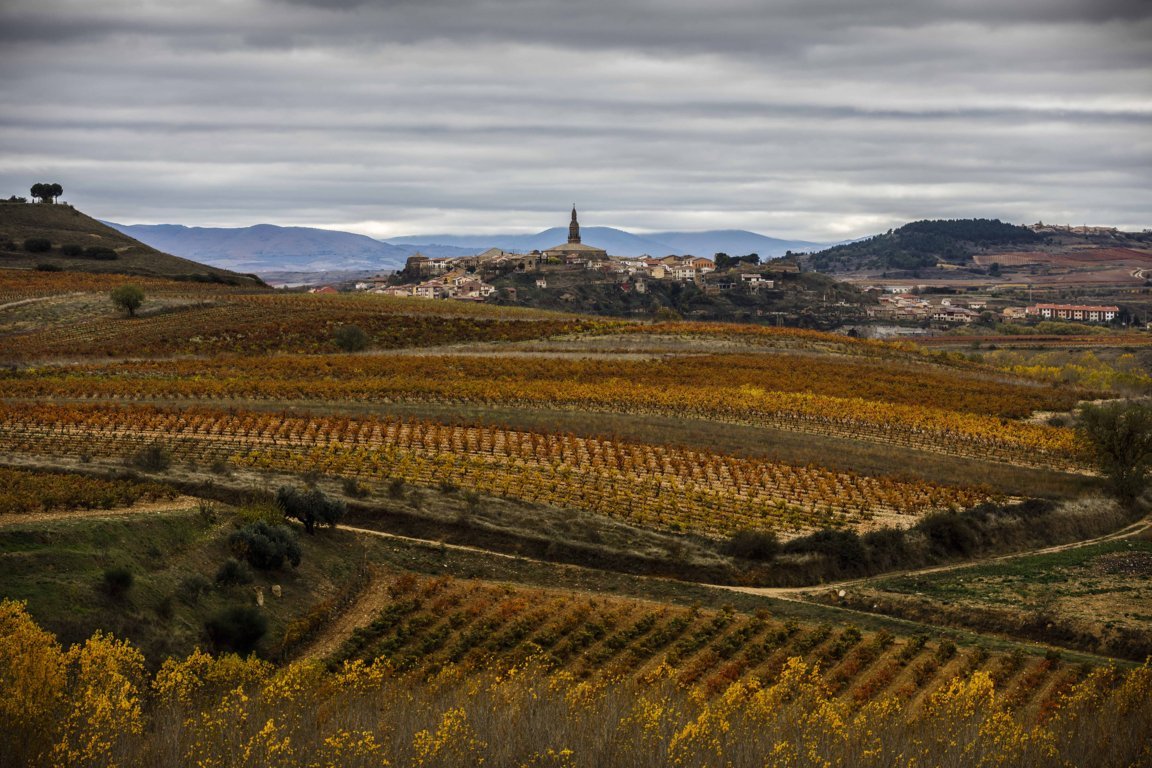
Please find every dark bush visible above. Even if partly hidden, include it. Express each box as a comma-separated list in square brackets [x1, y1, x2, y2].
[919, 512, 982, 558]
[387, 477, 406, 499]
[333, 323, 369, 352]
[177, 573, 212, 604]
[861, 528, 910, 571]
[101, 567, 134, 599]
[215, 557, 254, 586]
[84, 246, 119, 260]
[720, 529, 780, 561]
[786, 528, 867, 572]
[342, 476, 370, 498]
[130, 442, 172, 471]
[35, 263, 62, 272]
[205, 605, 267, 655]
[23, 237, 52, 253]
[228, 521, 301, 570]
[60, 243, 84, 256]
[276, 485, 346, 534]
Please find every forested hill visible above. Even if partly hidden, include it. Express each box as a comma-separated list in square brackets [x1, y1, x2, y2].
[806, 218, 1041, 273]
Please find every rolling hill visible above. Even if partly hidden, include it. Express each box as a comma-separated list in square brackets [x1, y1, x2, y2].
[806, 218, 1045, 273]
[0, 202, 264, 285]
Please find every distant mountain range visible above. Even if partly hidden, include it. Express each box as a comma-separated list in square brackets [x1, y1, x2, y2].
[105, 221, 830, 275]
[389, 228, 826, 260]
[103, 223, 426, 272]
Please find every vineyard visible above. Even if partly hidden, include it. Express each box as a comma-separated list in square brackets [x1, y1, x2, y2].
[326, 569, 1082, 713]
[0, 270, 609, 358]
[1, 350, 1088, 471]
[3, 266, 1147, 767]
[0, 403, 993, 538]
[4, 593, 1151, 768]
[0, 466, 177, 516]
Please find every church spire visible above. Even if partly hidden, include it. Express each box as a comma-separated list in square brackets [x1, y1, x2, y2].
[568, 205, 581, 244]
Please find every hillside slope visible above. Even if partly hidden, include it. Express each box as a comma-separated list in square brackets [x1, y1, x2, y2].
[807, 218, 1043, 273]
[0, 202, 264, 285]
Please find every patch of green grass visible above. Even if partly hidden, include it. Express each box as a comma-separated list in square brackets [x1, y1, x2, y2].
[872, 539, 1152, 605]
[0, 506, 369, 666]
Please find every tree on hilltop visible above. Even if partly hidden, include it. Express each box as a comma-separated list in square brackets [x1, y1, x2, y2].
[30, 183, 62, 204]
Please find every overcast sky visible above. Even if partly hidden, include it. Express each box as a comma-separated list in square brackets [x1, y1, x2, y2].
[1, 0, 1149, 241]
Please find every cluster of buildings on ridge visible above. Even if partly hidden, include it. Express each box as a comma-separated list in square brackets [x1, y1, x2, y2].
[339, 208, 1127, 326]
[869, 293, 1119, 325]
[355, 207, 798, 301]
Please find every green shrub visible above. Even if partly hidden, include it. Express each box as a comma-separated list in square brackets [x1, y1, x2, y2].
[342, 476, 370, 498]
[205, 605, 267, 655]
[215, 557, 254, 586]
[34, 263, 62, 272]
[130, 442, 172, 471]
[177, 574, 212, 604]
[720, 529, 779, 561]
[919, 512, 982, 558]
[101, 567, 134, 599]
[23, 237, 51, 253]
[276, 485, 346, 534]
[333, 324, 369, 352]
[60, 243, 84, 256]
[387, 477, 406, 499]
[84, 245, 118, 260]
[228, 521, 301, 570]
[111, 284, 145, 317]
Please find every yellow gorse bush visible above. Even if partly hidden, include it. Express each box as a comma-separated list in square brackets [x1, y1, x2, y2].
[2, 599, 1151, 767]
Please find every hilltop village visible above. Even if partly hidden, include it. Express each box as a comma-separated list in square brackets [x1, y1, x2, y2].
[362, 207, 798, 300]
[343, 208, 1131, 332]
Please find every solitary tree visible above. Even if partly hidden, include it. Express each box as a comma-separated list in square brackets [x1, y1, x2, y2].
[333, 323, 369, 352]
[30, 183, 62, 204]
[110, 285, 145, 317]
[276, 485, 346, 534]
[1078, 401, 1152, 503]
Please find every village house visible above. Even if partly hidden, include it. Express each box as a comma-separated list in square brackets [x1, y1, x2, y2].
[1025, 303, 1118, 322]
[931, 305, 979, 324]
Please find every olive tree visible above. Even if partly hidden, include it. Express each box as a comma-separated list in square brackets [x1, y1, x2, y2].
[276, 485, 346, 534]
[110, 284, 145, 317]
[1078, 401, 1152, 503]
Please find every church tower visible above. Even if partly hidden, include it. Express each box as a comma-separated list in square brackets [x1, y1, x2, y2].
[568, 205, 581, 244]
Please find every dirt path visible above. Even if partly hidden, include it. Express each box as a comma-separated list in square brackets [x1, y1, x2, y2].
[0, 295, 63, 312]
[293, 566, 394, 661]
[5, 475, 1147, 661]
[0, 495, 201, 526]
[723, 512, 1152, 601]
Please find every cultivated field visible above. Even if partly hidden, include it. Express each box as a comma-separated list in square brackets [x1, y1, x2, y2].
[2, 268, 1150, 767]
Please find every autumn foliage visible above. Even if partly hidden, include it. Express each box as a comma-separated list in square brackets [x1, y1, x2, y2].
[2, 598, 1150, 767]
[0, 402, 995, 538]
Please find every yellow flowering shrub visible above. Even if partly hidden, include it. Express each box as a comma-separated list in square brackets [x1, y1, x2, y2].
[0, 599, 68, 767]
[50, 631, 146, 768]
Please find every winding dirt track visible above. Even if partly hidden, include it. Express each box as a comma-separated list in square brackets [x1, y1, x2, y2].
[727, 511, 1152, 600]
[0, 495, 201, 527]
[294, 513, 1151, 660]
[5, 493, 1147, 661]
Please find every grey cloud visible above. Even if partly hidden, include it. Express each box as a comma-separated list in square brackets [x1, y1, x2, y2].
[0, 0, 1148, 240]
